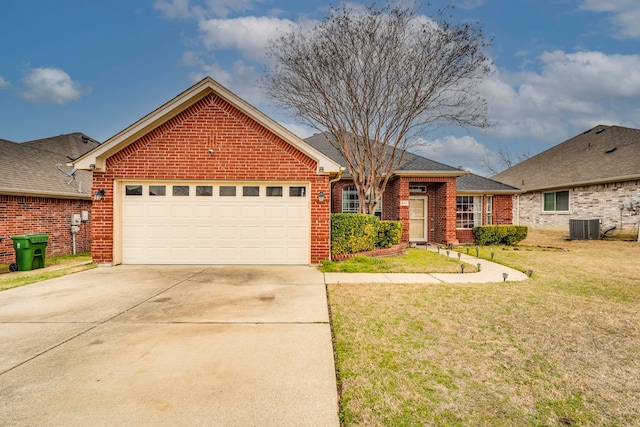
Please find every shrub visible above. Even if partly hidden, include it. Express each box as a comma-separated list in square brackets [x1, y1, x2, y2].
[331, 214, 379, 255]
[377, 220, 403, 248]
[473, 225, 528, 245]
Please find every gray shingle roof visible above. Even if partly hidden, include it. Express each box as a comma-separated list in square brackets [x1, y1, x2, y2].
[493, 125, 640, 191]
[457, 173, 519, 193]
[304, 132, 462, 173]
[0, 133, 99, 199]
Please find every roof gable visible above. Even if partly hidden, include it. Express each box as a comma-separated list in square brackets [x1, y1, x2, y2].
[493, 125, 640, 191]
[73, 77, 341, 174]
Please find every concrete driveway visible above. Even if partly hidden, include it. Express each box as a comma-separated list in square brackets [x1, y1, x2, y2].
[0, 266, 339, 426]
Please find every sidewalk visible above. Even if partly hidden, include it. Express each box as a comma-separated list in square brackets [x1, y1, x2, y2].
[324, 245, 529, 284]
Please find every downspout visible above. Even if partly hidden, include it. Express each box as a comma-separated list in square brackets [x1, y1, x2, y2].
[327, 168, 345, 261]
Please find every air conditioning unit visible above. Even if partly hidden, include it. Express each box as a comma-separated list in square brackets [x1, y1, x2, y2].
[569, 218, 601, 240]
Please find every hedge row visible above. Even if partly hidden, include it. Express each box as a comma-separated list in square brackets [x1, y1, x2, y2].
[472, 225, 528, 245]
[331, 213, 403, 255]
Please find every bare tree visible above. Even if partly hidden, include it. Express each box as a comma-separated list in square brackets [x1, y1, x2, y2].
[263, 2, 492, 214]
[483, 144, 530, 175]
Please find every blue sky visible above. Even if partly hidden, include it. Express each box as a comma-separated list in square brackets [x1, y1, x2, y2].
[1, 0, 639, 175]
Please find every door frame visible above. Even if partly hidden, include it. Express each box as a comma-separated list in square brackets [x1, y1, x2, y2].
[409, 196, 428, 242]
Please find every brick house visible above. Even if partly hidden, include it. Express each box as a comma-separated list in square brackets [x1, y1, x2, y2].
[72, 77, 341, 265]
[0, 133, 98, 264]
[304, 133, 519, 245]
[71, 78, 519, 266]
[493, 125, 640, 236]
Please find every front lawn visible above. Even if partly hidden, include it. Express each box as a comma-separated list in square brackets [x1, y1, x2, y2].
[0, 253, 94, 291]
[328, 230, 640, 426]
[321, 248, 478, 273]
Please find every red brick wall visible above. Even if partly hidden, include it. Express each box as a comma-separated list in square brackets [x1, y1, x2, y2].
[455, 194, 515, 243]
[92, 93, 330, 264]
[328, 176, 458, 245]
[493, 195, 513, 225]
[0, 195, 92, 265]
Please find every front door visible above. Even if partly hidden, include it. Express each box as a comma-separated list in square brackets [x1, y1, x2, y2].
[409, 197, 428, 242]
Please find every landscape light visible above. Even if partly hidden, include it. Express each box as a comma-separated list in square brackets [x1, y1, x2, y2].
[527, 269, 533, 277]
[475, 247, 479, 257]
[477, 263, 481, 271]
[490, 252, 495, 261]
[502, 273, 508, 282]
[457, 252, 461, 260]
[460, 264, 465, 273]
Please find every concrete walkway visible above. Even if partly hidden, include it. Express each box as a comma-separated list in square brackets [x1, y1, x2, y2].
[324, 246, 529, 284]
[0, 265, 339, 427]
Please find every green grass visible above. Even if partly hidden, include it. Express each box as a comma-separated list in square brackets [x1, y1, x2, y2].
[329, 231, 640, 426]
[320, 248, 478, 273]
[0, 253, 94, 291]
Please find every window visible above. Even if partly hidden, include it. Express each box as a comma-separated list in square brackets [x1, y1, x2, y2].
[172, 185, 189, 196]
[219, 186, 236, 197]
[149, 185, 166, 196]
[341, 185, 382, 218]
[289, 186, 306, 197]
[242, 186, 260, 197]
[196, 186, 213, 196]
[266, 186, 283, 197]
[456, 196, 482, 229]
[543, 191, 569, 212]
[486, 196, 493, 225]
[125, 185, 142, 196]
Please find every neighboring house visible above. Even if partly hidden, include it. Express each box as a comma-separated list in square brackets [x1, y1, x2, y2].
[493, 125, 640, 234]
[304, 133, 519, 245]
[0, 133, 99, 264]
[72, 77, 341, 265]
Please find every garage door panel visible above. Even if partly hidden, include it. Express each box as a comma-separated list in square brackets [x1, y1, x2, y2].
[121, 182, 310, 264]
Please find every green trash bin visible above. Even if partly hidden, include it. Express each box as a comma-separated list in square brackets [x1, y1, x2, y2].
[9, 234, 48, 271]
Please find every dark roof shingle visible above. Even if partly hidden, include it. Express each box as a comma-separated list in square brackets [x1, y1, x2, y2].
[0, 133, 99, 199]
[493, 125, 640, 191]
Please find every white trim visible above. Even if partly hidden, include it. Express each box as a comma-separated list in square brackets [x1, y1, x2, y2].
[409, 196, 428, 242]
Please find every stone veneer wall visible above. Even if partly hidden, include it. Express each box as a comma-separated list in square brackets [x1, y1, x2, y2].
[516, 180, 640, 231]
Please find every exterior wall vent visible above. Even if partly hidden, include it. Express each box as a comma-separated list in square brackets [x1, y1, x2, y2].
[569, 218, 601, 240]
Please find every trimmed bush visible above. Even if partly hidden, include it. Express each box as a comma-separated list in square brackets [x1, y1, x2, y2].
[377, 220, 403, 248]
[331, 213, 379, 255]
[473, 225, 528, 246]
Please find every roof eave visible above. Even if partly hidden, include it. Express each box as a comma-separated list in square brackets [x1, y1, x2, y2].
[394, 170, 469, 178]
[72, 77, 341, 174]
[0, 188, 91, 200]
[457, 189, 522, 195]
[520, 174, 640, 193]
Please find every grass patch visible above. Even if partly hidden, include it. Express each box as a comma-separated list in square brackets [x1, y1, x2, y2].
[329, 230, 640, 426]
[0, 253, 94, 291]
[320, 248, 477, 273]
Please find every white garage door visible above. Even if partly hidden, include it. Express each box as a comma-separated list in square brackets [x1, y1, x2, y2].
[120, 181, 310, 264]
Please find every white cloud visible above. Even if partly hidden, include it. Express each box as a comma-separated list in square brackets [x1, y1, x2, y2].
[189, 60, 265, 104]
[0, 76, 9, 88]
[454, 0, 485, 10]
[198, 16, 294, 62]
[280, 121, 315, 139]
[410, 135, 492, 175]
[21, 67, 84, 104]
[154, 0, 191, 18]
[481, 50, 640, 141]
[154, 0, 257, 19]
[580, 0, 640, 39]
